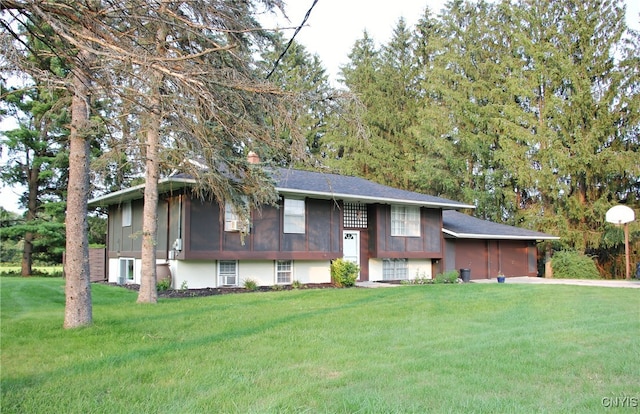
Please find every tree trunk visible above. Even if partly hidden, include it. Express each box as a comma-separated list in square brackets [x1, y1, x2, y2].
[137, 7, 167, 304]
[21, 165, 39, 276]
[63, 52, 93, 329]
[137, 82, 161, 304]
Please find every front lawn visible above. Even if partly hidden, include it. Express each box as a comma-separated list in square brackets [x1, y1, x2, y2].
[1, 277, 638, 413]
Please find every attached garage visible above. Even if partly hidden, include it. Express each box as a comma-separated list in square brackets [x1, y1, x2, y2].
[442, 211, 559, 280]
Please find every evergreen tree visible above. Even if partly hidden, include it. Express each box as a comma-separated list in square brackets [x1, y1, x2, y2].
[508, 0, 639, 250]
[326, 20, 423, 189]
[259, 33, 334, 161]
[0, 31, 70, 274]
[322, 30, 380, 177]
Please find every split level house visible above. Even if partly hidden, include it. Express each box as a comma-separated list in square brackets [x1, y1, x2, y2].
[88, 162, 558, 288]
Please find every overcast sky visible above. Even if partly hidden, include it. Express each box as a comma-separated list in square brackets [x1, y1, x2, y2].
[266, 0, 640, 83]
[1, 0, 639, 213]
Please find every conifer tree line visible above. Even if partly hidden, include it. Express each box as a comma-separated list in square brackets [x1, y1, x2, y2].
[319, 0, 639, 276]
[0, 0, 638, 327]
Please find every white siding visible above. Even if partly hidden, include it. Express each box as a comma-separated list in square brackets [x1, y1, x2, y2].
[238, 260, 330, 286]
[108, 259, 333, 289]
[171, 260, 216, 289]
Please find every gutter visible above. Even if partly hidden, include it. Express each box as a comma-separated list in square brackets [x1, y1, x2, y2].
[442, 228, 560, 240]
[276, 188, 476, 210]
[88, 177, 196, 207]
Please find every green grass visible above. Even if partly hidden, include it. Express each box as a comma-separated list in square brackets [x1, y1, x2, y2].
[1, 278, 638, 413]
[0, 265, 63, 276]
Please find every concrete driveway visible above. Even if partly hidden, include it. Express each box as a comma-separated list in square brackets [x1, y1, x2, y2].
[472, 276, 640, 288]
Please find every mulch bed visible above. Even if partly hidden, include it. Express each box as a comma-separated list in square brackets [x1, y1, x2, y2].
[101, 282, 337, 298]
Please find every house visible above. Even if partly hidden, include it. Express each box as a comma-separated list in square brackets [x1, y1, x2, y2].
[442, 210, 559, 279]
[88, 165, 557, 288]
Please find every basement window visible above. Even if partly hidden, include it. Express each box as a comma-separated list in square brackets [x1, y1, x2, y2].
[118, 258, 134, 284]
[383, 258, 408, 280]
[275, 260, 293, 284]
[218, 260, 238, 286]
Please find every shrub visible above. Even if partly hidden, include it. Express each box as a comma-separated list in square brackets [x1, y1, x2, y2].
[271, 284, 284, 291]
[291, 280, 304, 289]
[434, 270, 459, 284]
[157, 278, 171, 291]
[243, 278, 259, 291]
[551, 250, 600, 279]
[330, 258, 359, 288]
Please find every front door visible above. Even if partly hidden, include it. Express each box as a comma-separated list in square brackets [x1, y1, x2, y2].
[343, 231, 361, 279]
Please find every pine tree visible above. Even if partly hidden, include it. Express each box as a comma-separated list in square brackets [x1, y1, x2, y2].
[1, 79, 69, 274]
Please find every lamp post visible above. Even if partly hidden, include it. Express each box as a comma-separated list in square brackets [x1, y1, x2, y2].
[605, 205, 635, 280]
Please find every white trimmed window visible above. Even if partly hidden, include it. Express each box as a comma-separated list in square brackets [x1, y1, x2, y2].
[119, 258, 134, 284]
[283, 198, 305, 234]
[276, 260, 293, 284]
[224, 198, 249, 232]
[391, 205, 420, 237]
[218, 260, 238, 286]
[383, 258, 408, 280]
[122, 201, 132, 227]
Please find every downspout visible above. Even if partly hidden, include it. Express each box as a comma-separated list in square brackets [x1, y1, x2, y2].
[178, 194, 183, 244]
[165, 198, 170, 261]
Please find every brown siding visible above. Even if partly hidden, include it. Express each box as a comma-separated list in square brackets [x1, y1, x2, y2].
[307, 199, 337, 252]
[499, 241, 532, 276]
[423, 210, 442, 252]
[453, 239, 537, 279]
[369, 205, 443, 259]
[253, 205, 280, 251]
[106, 192, 185, 260]
[108, 200, 143, 255]
[156, 199, 168, 260]
[359, 229, 370, 281]
[189, 198, 220, 251]
[182, 196, 341, 261]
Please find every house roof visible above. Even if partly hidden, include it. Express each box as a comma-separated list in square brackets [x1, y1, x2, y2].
[272, 168, 474, 209]
[88, 167, 474, 209]
[88, 177, 195, 207]
[442, 210, 559, 240]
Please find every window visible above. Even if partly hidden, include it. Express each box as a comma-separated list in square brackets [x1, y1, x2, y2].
[276, 260, 293, 284]
[224, 198, 249, 232]
[218, 260, 238, 286]
[344, 203, 367, 228]
[383, 258, 408, 280]
[119, 258, 134, 284]
[391, 205, 420, 237]
[122, 201, 132, 227]
[283, 198, 305, 234]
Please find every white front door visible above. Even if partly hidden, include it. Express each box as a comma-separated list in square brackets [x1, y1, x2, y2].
[343, 231, 360, 279]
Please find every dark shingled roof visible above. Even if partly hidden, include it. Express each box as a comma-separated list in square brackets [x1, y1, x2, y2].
[442, 210, 559, 240]
[89, 167, 474, 209]
[272, 168, 473, 209]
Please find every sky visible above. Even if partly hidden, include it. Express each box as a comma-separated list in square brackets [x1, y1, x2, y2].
[1, 0, 639, 214]
[267, 0, 640, 82]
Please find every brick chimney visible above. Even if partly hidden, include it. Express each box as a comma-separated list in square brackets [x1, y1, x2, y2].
[247, 151, 260, 164]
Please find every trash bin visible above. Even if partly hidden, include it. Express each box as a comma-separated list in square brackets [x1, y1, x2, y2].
[460, 268, 471, 283]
